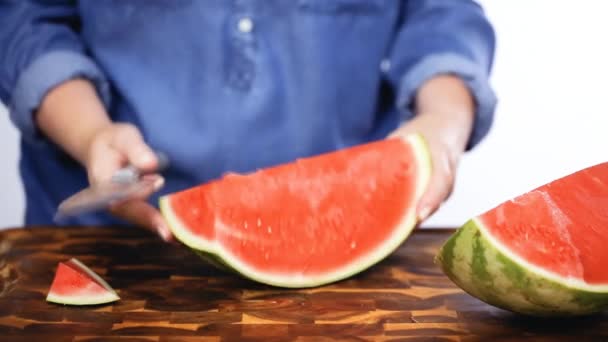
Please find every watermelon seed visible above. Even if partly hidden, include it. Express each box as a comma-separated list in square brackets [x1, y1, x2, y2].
[257, 218, 262, 227]
[267, 226, 272, 234]
[350, 241, 357, 249]
[264, 252, 270, 260]
[244, 222, 248, 230]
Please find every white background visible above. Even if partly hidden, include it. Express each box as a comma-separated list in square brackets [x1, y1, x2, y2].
[0, 1, 607, 229]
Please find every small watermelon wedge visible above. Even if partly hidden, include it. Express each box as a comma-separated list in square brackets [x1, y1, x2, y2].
[436, 162, 608, 316]
[160, 134, 431, 288]
[46, 258, 120, 305]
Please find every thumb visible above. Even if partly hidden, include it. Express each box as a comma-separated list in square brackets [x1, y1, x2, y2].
[417, 152, 455, 222]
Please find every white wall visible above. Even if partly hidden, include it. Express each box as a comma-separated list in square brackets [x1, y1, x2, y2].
[0, 104, 24, 229]
[1, 1, 607, 229]
[425, 0, 608, 227]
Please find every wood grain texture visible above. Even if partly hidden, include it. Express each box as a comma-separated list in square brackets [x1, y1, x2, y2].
[0, 226, 606, 341]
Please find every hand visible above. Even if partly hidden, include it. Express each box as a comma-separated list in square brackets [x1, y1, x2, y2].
[85, 123, 174, 242]
[389, 75, 475, 222]
[35, 79, 173, 240]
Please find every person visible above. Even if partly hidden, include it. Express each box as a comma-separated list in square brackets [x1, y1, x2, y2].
[0, 1, 497, 242]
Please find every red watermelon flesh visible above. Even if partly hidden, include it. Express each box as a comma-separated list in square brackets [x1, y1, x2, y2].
[160, 134, 431, 287]
[46, 258, 120, 305]
[479, 162, 608, 285]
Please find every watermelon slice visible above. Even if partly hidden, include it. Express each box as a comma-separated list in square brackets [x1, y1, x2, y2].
[46, 258, 120, 305]
[160, 134, 431, 288]
[436, 162, 608, 316]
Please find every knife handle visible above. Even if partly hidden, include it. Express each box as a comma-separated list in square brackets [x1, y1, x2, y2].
[111, 151, 169, 184]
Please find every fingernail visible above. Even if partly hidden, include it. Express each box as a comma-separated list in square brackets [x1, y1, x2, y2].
[139, 151, 156, 166]
[153, 176, 165, 191]
[159, 228, 171, 242]
[418, 206, 431, 221]
[155, 223, 171, 242]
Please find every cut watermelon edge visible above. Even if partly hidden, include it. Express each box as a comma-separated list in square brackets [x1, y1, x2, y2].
[160, 133, 432, 288]
[46, 291, 120, 306]
[435, 219, 608, 316]
[46, 258, 120, 305]
[474, 217, 608, 293]
[435, 219, 608, 317]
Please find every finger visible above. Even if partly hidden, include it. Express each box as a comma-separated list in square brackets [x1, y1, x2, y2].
[387, 125, 415, 140]
[110, 124, 158, 172]
[87, 139, 125, 185]
[115, 174, 165, 202]
[386, 113, 428, 140]
[110, 199, 174, 242]
[110, 174, 170, 241]
[417, 152, 455, 221]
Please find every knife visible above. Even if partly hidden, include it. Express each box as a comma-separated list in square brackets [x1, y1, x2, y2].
[54, 151, 169, 222]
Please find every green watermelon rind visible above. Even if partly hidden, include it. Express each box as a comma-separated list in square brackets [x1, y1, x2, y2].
[160, 133, 432, 288]
[435, 218, 608, 316]
[46, 258, 120, 306]
[194, 250, 235, 273]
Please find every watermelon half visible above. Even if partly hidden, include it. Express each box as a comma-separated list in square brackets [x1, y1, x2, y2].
[46, 258, 120, 305]
[436, 162, 608, 316]
[160, 134, 431, 288]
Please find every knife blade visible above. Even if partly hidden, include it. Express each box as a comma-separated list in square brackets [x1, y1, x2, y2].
[54, 151, 169, 222]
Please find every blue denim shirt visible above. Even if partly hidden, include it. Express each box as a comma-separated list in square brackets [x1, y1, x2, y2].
[0, 0, 497, 226]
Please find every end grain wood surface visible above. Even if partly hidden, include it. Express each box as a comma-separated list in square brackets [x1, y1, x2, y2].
[0, 226, 606, 341]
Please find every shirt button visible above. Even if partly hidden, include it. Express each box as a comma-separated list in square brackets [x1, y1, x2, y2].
[380, 59, 391, 73]
[238, 17, 254, 33]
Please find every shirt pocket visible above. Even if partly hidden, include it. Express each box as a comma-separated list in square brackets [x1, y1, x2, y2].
[297, 0, 384, 15]
[83, 0, 195, 37]
[89, 0, 194, 22]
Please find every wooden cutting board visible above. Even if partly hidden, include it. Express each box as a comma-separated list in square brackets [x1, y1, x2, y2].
[0, 226, 606, 341]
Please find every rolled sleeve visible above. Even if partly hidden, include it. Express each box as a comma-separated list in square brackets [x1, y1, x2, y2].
[9, 50, 112, 144]
[396, 52, 498, 150]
